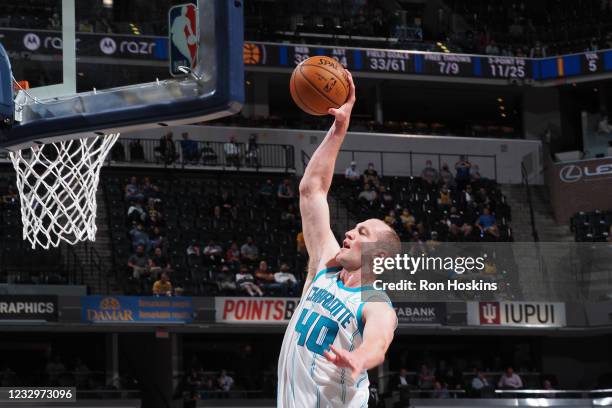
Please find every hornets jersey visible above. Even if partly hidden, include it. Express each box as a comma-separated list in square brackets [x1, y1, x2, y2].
[277, 266, 391, 407]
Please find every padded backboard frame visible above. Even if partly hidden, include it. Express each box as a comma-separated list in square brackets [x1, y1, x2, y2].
[0, 0, 244, 150]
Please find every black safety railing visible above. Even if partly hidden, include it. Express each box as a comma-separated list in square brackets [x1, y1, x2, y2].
[338, 149, 498, 180]
[107, 138, 295, 172]
[521, 161, 539, 242]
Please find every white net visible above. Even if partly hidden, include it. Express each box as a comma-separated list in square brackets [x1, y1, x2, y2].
[9, 133, 120, 249]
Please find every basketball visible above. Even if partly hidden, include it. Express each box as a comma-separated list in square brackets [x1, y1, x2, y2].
[290, 56, 349, 116]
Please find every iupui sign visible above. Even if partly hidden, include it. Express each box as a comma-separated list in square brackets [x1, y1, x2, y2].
[467, 301, 566, 327]
[215, 297, 298, 324]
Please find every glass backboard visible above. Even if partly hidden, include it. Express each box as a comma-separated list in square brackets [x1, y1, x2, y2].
[0, 0, 244, 149]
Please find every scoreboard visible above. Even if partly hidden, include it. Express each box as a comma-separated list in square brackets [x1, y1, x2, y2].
[244, 42, 612, 82]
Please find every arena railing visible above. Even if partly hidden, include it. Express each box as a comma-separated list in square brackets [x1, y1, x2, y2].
[106, 138, 296, 172]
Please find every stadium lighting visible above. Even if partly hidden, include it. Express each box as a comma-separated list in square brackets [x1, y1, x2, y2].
[102, 0, 113, 8]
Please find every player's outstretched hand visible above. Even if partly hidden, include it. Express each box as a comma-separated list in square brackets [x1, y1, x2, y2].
[328, 70, 356, 128]
[323, 344, 365, 381]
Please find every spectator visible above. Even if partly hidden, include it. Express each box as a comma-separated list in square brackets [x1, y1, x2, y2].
[296, 231, 306, 255]
[181, 132, 199, 164]
[277, 179, 295, 208]
[384, 209, 398, 228]
[485, 39, 500, 55]
[187, 241, 201, 257]
[157, 132, 177, 165]
[211, 205, 230, 230]
[78, 19, 94, 32]
[258, 179, 275, 203]
[274, 263, 299, 295]
[129, 222, 150, 251]
[437, 186, 452, 210]
[74, 358, 90, 389]
[2, 184, 18, 206]
[110, 140, 125, 162]
[391, 368, 411, 406]
[235, 265, 263, 296]
[216, 265, 237, 292]
[149, 247, 171, 274]
[148, 226, 165, 250]
[203, 240, 224, 264]
[225, 241, 241, 270]
[497, 367, 523, 389]
[218, 190, 235, 214]
[344, 161, 360, 182]
[358, 183, 377, 204]
[128, 245, 151, 279]
[471, 370, 493, 397]
[153, 272, 173, 296]
[45, 355, 65, 386]
[125, 176, 144, 202]
[400, 208, 416, 232]
[439, 163, 455, 188]
[245, 133, 259, 167]
[363, 162, 380, 186]
[127, 201, 146, 224]
[448, 207, 473, 238]
[142, 177, 160, 201]
[460, 184, 475, 209]
[378, 185, 394, 208]
[201, 142, 218, 165]
[255, 260, 283, 294]
[417, 364, 436, 391]
[432, 381, 450, 399]
[598, 114, 612, 134]
[217, 369, 234, 392]
[542, 379, 556, 398]
[224, 136, 241, 167]
[421, 160, 439, 186]
[129, 139, 145, 162]
[476, 207, 500, 239]
[455, 156, 472, 191]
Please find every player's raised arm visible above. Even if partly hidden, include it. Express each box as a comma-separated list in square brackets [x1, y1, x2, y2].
[324, 302, 397, 380]
[300, 71, 356, 292]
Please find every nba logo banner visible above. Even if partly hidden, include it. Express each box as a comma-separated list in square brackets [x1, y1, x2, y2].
[168, 3, 198, 76]
[467, 301, 566, 328]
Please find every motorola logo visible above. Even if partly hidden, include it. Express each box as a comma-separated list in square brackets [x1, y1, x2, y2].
[559, 165, 582, 183]
[99, 37, 117, 55]
[23, 33, 41, 51]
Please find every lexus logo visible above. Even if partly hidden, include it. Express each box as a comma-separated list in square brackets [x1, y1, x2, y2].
[23, 33, 41, 51]
[99, 37, 117, 55]
[559, 165, 582, 183]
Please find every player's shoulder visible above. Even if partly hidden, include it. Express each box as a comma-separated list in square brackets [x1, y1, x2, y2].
[311, 264, 342, 284]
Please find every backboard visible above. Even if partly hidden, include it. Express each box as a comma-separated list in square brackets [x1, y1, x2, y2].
[0, 0, 244, 149]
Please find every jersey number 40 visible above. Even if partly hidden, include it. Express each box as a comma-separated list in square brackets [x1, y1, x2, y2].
[295, 308, 339, 355]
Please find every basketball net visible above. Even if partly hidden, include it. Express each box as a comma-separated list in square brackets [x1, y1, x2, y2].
[9, 133, 120, 249]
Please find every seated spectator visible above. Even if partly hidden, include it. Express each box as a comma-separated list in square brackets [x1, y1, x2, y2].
[497, 367, 523, 389]
[421, 160, 439, 186]
[255, 260, 283, 294]
[437, 186, 452, 210]
[149, 247, 171, 274]
[211, 205, 230, 230]
[358, 183, 377, 204]
[2, 184, 18, 207]
[455, 156, 472, 191]
[439, 163, 455, 188]
[296, 231, 306, 255]
[128, 245, 150, 278]
[218, 190, 235, 214]
[129, 222, 150, 251]
[476, 187, 491, 207]
[363, 162, 380, 187]
[542, 379, 555, 398]
[45, 355, 66, 386]
[471, 370, 493, 397]
[400, 208, 416, 232]
[240, 236, 259, 263]
[217, 369, 234, 393]
[152, 272, 173, 296]
[471, 165, 483, 184]
[277, 179, 295, 208]
[476, 207, 500, 239]
[384, 209, 398, 228]
[274, 263, 299, 296]
[258, 179, 275, 203]
[181, 132, 199, 164]
[148, 226, 165, 250]
[225, 241, 241, 270]
[203, 240, 223, 264]
[156, 132, 177, 165]
[417, 364, 435, 391]
[142, 177, 160, 201]
[129, 139, 145, 162]
[281, 204, 298, 227]
[201, 142, 218, 165]
[378, 185, 394, 208]
[598, 114, 612, 134]
[186, 241, 201, 265]
[235, 265, 263, 296]
[460, 184, 475, 209]
[432, 381, 450, 399]
[110, 140, 125, 162]
[224, 136, 241, 167]
[391, 368, 411, 406]
[344, 161, 360, 182]
[125, 176, 144, 202]
[216, 265, 237, 292]
[245, 133, 259, 167]
[448, 207, 472, 238]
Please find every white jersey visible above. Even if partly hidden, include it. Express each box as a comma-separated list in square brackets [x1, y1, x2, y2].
[277, 266, 391, 408]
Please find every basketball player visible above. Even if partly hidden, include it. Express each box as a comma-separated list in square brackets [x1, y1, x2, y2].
[277, 71, 400, 407]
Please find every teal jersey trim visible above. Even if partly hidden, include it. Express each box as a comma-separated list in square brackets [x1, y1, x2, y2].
[336, 277, 374, 292]
[356, 303, 365, 337]
[312, 266, 342, 284]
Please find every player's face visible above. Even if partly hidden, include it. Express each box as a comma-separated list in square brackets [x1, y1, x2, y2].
[336, 218, 389, 270]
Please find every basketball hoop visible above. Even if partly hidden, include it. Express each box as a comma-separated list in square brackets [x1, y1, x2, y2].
[8, 133, 120, 249]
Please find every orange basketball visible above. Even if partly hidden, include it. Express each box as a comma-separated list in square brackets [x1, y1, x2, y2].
[290, 56, 349, 116]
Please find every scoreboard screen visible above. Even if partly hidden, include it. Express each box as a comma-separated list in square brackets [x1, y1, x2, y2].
[245, 42, 612, 83]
